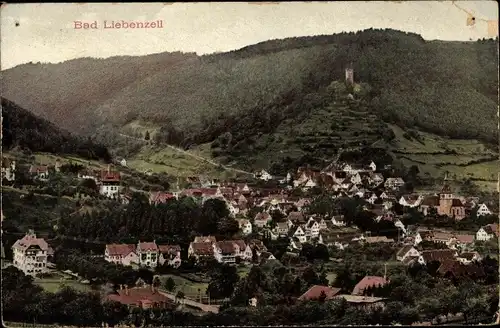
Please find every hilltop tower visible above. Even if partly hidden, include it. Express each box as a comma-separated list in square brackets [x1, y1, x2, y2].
[345, 63, 354, 85]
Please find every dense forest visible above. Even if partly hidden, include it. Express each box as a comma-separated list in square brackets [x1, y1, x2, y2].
[1, 97, 111, 161]
[2, 29, 497, 158]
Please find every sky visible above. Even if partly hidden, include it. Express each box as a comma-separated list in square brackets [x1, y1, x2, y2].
[1, 1, 498, 69]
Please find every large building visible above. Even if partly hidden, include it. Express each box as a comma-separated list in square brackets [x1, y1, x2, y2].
[99, 167, 122, 199]
[12, 230, 52, 276]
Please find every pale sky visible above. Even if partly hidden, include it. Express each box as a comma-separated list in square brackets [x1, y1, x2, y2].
[1, 1, 498, 69]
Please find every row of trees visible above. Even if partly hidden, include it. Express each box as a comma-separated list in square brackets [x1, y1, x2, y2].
[57, 195, 238, 246]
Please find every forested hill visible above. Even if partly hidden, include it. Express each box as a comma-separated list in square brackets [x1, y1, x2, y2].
[1, 97, 111, 162]
[1, 29, 498, 151]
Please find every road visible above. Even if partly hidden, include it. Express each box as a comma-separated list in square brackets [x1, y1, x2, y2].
[118, 133, 253, 176]
[158, 289, 220, 314]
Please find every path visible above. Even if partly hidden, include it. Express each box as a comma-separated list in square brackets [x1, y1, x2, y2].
[158, 289, 220, 314]
[118, 133, 253, 176]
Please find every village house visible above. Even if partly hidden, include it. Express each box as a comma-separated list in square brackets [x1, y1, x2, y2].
[29, 165, 49, 180]
[149, 191, 176, 205]
[136, 241, 159, 268]
[77, 168, 100, 181]
[158, 245, 182, 268]
[448, 234, 475, 250]
[104, 244, 139, 266]
[331, 215, 347, 227]
[420, 249, 458, 265]
[475, 223, 499, 241]
[304, 217, 321, 239]
[476, 203, 492, 216]
[396, 245, 421, 262]
[213, 240, 252, 264]
[352, 276, 388, 296]
[456, 251, 482, 265]
[253, 212, 272, 228]
[100, 167, 122, 199]
[399, 195, 423, 208]
[384, 177, 405, 190]
[106, 284, 174, 310]
[272, 221, 289, 237]
[291, 225, 308, 243]
[298, 285, 342, 301]
[255, 169, 273, 181]
[237, 219, 253, 235]
[1, 157, 16, 181]
[12, 230, 52, 276]
[188, 242, 215, 261]
[334, 295, 386, 310]
[437, 260, 485, 281]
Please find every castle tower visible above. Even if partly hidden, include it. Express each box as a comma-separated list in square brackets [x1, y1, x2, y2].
[345, 64, 354, 85]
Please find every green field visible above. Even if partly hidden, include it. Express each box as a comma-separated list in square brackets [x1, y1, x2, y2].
[386, 124, 498, 191]
[158, 274, 209, 297]
[34, 272, 93, 293]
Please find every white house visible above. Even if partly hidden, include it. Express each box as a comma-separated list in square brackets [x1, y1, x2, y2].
[119, 158, 127, 167]
[293, 226, 308, 243]
[384, 178, 405, 189]
[331, 215, 347, 227]
[105, 244, 139, 266]
[99, 169, 122, 199]
[273, 222, 289, 236]
[396, 245, 420, 261]
[256, 170, 273, 181]
[237, 219, 253, 235]
[476, 224, 499, 241]
[369, 161, 377, 171]
[213, 241, 237, 264]
[136, 241, 159, 268]
[304, 218, 320, 238]
[399, 195, 423, 208]
[366, 193, 378, 204]
[476, 203, 492, 216]
[12, 230, 51, 276]
[303, 178, 317, 190]
[158, 245, 181, 268]
[29, 165, 49, 180]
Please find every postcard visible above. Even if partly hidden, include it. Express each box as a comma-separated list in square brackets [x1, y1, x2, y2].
[1, 1, 499, 327]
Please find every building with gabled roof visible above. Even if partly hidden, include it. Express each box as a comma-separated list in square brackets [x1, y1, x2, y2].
[352, 276, 388, 296]
[298, 285, 341, 301]
[12, 230, 51, 276]
[105, 244, 139, 266]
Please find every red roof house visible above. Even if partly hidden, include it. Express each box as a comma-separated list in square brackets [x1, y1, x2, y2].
[352, 276, 388, 295]
[298, 285, 342, 301]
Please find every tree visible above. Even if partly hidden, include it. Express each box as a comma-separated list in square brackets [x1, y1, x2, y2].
[145, 131, 150, 141]
[206, 264, 240, 299]
[164, 277, 176, 292]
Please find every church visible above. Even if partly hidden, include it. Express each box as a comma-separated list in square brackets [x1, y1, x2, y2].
[419, 176, 466, 220]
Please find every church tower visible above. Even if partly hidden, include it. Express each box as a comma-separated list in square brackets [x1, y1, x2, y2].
[345, 63, 354, 85]
[438, 173, 453, 216]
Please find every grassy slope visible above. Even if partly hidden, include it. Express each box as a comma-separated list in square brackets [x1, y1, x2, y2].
[2, 30, 496, 144]
[382, 124, 498, 190]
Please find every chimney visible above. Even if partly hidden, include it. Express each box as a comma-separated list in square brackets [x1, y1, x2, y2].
[107, 164, 111, 173]
[119, 284, 123, 290]
[384, 263, 387, 280]
[151, 283, 155, 293]
[125, 284, 129, 296]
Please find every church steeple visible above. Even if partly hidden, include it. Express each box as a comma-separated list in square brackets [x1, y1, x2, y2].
[440, 172, 452, 198]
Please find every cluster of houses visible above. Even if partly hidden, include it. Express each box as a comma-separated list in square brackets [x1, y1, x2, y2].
[104, 241, 181, 268]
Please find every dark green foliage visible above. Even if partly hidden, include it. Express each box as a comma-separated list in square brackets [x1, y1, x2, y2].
[1, 97, 111, 162]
